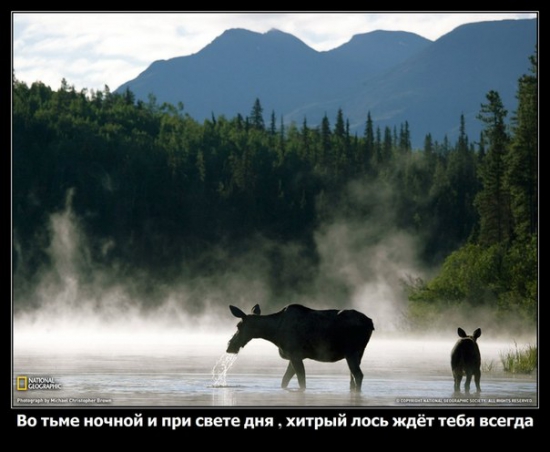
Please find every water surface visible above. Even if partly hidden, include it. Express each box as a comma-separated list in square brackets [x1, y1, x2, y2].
[13, 331, 537, 407]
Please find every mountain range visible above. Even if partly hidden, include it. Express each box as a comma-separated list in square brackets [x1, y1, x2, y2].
[116, 18, 537, 148]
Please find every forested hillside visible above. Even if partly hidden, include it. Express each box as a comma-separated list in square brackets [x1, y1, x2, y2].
[12, 54, 537, 328]
[408, 55, 538, 327]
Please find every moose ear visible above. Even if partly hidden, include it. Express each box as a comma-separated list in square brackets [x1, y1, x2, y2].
[251, 304, 261, 315]
[229, 305, 247, 319]
[457, 328, 467, 338]
[473, 328, 481, 339]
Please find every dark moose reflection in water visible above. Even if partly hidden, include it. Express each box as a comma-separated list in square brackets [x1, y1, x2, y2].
[13, 331, 536, 407]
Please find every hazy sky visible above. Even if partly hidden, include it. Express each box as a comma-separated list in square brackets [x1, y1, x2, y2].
[12, 12, 537, 93]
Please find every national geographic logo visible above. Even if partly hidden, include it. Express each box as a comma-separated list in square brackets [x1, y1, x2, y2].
[16, 376, 62, 391]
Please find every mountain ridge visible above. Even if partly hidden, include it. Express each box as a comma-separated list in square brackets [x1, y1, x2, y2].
[116, 19, 537, 147]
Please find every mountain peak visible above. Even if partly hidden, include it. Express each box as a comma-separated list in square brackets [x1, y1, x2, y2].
[328, 29, 431, 67]
[203, 26, 314, 55]
[216, 27, 260, 40]
[265, 27, 284, 35]
[333, 29, 431, 52]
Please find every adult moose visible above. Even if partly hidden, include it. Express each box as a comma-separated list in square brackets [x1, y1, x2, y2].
[451, 327, 482, 393]
[226, 304, 374, 392]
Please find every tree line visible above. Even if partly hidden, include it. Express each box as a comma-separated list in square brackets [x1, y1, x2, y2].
[12, 54, 537, 325]
[408, 55, 537, 326]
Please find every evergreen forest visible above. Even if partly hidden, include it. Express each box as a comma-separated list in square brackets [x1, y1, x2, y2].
[12, 54, 537, 329]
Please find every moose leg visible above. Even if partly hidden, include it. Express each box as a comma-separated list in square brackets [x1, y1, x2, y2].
[281, 362, 295, 389]
[474, 370, 481, 393]
[464, 373, 472, 393]
[453, 371, 462, 392]
[290, 359, 306, 390]
[346, 356, 363, 392]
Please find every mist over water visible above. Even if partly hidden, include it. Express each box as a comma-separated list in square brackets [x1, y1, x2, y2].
[13, 185, 537, 407]
[14, 181, 427, 332]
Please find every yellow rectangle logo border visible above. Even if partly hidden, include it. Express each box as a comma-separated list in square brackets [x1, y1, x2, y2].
[16, 376, 28, 391]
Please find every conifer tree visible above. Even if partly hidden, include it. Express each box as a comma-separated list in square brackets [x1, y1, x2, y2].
[250, 98, 265, 131]
[363, 112, 374, 172]
[475, 90, 512, 246]
[506, 54, 538, 239]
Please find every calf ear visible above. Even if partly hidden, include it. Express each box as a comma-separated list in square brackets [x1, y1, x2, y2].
[457, 327, 467, 338]
[230, 305, 247, 318]
[251, 304, 261, 315]
[473, 328, 481, 339]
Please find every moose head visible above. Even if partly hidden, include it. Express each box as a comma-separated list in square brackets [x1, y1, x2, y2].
[226, 304, 262, 354]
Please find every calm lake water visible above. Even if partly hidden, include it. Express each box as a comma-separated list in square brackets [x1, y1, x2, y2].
[13, 330, 537, 407]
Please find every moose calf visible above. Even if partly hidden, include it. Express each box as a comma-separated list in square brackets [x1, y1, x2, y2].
[451, 327, 482, 393]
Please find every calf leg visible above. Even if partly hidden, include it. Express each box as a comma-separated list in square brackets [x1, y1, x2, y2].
[453, 371, 462, 392]
[464, 373, 473, 393]
[474, 369, 481, 393]
[281, 362, 295, 389]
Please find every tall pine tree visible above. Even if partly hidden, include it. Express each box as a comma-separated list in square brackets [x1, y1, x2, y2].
[506, 54, 538, 240]
[474, 90, 512, 246]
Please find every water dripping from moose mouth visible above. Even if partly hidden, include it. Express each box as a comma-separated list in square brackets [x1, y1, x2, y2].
[211, 353, 239, 387]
